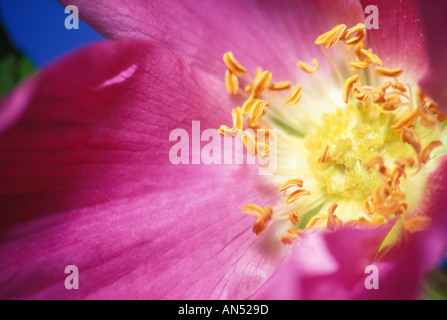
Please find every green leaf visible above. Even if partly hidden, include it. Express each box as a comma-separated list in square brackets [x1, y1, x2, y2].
[0, 19, 36, 97]
[422, 269, 447, 300]
[432, 123, 447, 158]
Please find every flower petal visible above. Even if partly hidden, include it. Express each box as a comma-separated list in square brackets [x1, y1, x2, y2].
[57, 0, 365, 80]
[0, 40, 285, 299]
[252, 224, 393, 300]
[416, 0, 447, 109]
[353, 231, 444, 299]
[420, 154, 447, 244]
[360, 0, 429, 81]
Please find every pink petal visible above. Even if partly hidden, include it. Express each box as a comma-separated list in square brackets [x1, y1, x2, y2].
[420, 154, 447, 243]
[252, 224, 393, 300]
[354, 232, 444, 299]
[0, 78, 38, 135]
[58, 0, 365, 80]
[416, 0, 447, 109]
[360, 0, 429, 80]
[0, 40, 285, 299]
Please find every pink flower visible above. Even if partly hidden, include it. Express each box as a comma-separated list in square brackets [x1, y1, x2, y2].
[0, 0, 446, 300]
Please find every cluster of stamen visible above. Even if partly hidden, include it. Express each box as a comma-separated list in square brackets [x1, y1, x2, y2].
[218, 23, 445, 245]
[363, 156, 411, 217]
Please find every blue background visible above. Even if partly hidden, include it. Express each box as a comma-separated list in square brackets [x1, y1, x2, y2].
[0, 0, 104, 67]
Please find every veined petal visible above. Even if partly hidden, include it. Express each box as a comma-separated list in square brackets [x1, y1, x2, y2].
[360, 0, 429, 81]
[361, 0, 447, 111]
[58, 0, 365, 80]
[0, 40, 285, 299]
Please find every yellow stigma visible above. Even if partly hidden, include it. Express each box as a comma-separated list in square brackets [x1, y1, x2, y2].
[304, 101, 414, 200]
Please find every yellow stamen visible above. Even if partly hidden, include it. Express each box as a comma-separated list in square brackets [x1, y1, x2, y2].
[252, 71, 272, 99]
[315, 24, 347, 49]
[342, 23, 366, 46]
[375, 66, 403, 78]
[288, 210, 300, 225]
[418, 104, 439, 129]
[364, 196, 375, 215]
[244, 68, 263, 93]
[242, 130, 257, 156]
[318, 144, 331, 163]
[379, 93, 402, 111]
[380, 82, 392, 92]
[306, 213, 328, 229]
[343, 74, 360, 103]
[256, 142, 270, 158]
[279, 179, 304, 193]
[391, 189, 406, 201]
[285, 84, 302, 105]
[368, 171, 411, 217]
[285, 189, 311, 204]
[390, 168, 405, 189]
[373, 183, 392, 204]
[355, 216, 387, 227]
[232, 107, 243, 132]
[242, 204, 273, 236]
[375, 199, 402, 216]
[350, 58, 372, 70]
[225, 69, 239, 95]
[297, 58, 319, 73]
[246, 117, 261, 130]
[426, 101, 447, 122]
[241, 96, 257, 115]
[360, 49, 383, 65]
[391, 109, 420, 133]
[268, 81, 291, 91]
[249, 100, 270, 121]
[402, 127, 421, 154]
[401, 126, 422, 174]
[218, 125, 238, 137]
[355, 39, 366, 59]
[223, 52, 247, 77]
[392, 81, 407, 93]
[370, 82, 392, 105]
[395, 156, 415, 168]
[421, 141, 443, 164]
[280, 228, 304, 244]
[353, 86, 369, 101]
[218, 107, 243, 137]
[242, 130, 270, 158]
[390, 157, 415, 188]
[403, 216, 431, 233]
[241, 203, 266, 217]
[279, 234, 294, 245]
[327, 203, 341, 231]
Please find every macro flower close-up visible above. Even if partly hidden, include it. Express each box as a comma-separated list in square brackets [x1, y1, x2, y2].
[0, 0, 447, 301]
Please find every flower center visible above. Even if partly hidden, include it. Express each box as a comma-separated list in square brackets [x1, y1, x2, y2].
[217, 23, 446, 245]
[304, 101, 414, 200]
